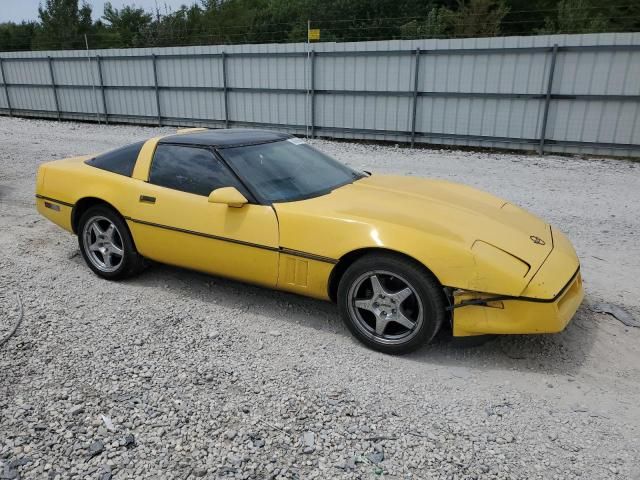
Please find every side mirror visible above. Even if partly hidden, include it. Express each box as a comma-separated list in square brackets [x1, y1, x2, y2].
[208, 187, 248, 208]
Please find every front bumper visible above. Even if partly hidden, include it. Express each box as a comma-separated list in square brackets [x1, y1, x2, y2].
[452, 227, 584, 337]
[453, 270, 584, 336]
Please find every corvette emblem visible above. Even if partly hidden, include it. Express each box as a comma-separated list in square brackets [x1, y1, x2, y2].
[530, 235, 546, 245]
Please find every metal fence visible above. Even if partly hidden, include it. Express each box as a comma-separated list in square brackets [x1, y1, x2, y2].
[1, 33, 639, 157]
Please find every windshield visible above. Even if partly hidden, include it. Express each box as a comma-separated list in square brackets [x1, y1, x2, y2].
[219, 139, 364, 203]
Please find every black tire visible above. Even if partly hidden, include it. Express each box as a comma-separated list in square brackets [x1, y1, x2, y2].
[77, 204, 145, 280]
[337, 253, 446, 354]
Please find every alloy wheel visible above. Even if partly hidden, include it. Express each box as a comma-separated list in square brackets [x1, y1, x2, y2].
[82, 216, 125, 273]
[347, 270, 424, 345]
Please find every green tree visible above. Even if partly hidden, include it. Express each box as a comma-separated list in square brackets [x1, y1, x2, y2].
[500, 0, 554, 36]
[537, 0, 609, 34]
[608, 1, 640, 33]
[32, 0, 93, 49]
[0, 0, 638, 52]
[449, 0, 510, 37]
[0, 22, 38, 52]
[400, 0, 509, 39]
[101, 2, 153, 47]
[401, 7, 452, 38]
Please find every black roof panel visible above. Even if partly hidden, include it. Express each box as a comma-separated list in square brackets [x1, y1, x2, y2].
[159, 128, 292, 148]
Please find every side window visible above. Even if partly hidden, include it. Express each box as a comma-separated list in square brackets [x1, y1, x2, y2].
[86, 141, 144, 177]
[149, 144, 245, 197]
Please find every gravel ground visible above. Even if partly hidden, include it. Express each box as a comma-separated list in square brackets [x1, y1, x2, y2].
[1, 117, 639, 480]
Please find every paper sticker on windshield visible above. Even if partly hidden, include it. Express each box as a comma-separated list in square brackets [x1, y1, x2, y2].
[287, 137, 306, 145]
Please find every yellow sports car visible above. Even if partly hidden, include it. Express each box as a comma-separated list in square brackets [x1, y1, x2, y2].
[36, 128, 584, 354]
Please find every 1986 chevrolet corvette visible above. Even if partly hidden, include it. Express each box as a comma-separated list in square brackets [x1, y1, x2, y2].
[36, 128, 584, 354]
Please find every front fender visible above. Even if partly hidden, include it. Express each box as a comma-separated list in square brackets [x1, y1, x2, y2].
[275, 205, 531, 298]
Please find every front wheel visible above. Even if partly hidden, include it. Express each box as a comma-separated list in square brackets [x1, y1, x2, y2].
[337, 253, 446, 354]
[78, 205, 145, 280]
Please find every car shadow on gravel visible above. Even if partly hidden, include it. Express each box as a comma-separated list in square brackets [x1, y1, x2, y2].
[122, 261, 346, 332]
[116, 259, 599, 377]
[404, 304, 599, 376]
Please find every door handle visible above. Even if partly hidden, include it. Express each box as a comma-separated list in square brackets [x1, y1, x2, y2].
[139, 195, 156, 204]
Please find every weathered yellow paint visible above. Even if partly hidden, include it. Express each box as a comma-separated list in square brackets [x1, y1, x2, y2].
[208, 186, 248, 208]
[283, 257, 309, 287]
[35, 198, 73, 232]
[129, 182, 280, 288]
[35, 138, 583, 337]
[176, 127, 208, 134]
[277, 255, 333, 300]
[132, 136, 163, 181]
[273, 175, 560, 297]
[453, 272, 584, 336]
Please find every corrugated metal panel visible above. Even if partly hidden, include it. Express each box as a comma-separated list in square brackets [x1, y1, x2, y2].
[1, 32, 639, 157]
[228, 56, 305, 89]
[100, 57, 154, 86]
[57, 87, 101, 114]
[157, 56, 223, 87]
[0, 60, 7, 109]
[228, 92, 305, 126]
[52, 57, 97, 85]
[3, 58, 51, 84]
[10, 85, 56, 111]
[105, 89, 157, 117]
[160, 90, 224, 121]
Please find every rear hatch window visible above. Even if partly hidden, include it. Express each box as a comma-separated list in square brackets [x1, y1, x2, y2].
[86, 141, 144, 177]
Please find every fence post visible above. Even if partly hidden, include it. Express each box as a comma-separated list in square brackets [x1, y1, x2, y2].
[48, 56, 61, 121]
[410, 47, 421, 147]
[538, 44, 558, 155]
[310, 49, 316, 138]
[0, 57, 12, 117]
[152, 54, 161, 126]
[96, 56, 109, 124]
[222, 52, 229, 128]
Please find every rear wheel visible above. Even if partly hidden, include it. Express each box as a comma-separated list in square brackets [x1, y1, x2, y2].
[78, 205, 144, 280]
[337, 253, 446, 354]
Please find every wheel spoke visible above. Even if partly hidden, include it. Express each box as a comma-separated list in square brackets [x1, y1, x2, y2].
[369, 275, 385, 296]
[103, 251, 113, 268]
[394, 311, 416, 330]
[109, 243, 123, 256]
[392, 287, 413, 304]
[375, 316, 389, 335]
[105, 224, 116, 242]
[354, 299, 374, 312]
[91, 223, 104, 237]
[89, 241, 101, 252]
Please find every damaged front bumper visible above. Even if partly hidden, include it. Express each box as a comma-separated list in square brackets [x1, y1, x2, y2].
[452, 228, 585, 337]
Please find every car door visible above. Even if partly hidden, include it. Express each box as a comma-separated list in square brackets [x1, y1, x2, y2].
[127, 143, 279, 288]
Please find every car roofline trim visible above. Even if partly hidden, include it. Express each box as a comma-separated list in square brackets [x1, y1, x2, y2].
[124, 216, 338, 264]
[214, 137, 292, 149]
[158, 136, 292, 150]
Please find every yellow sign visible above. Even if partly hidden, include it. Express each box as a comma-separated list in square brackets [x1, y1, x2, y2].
[308, 28, 320, 41]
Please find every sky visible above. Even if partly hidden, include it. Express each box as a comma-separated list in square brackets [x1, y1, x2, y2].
[0, 0, 198, 23]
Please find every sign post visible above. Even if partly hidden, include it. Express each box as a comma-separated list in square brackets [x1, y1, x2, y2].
[306, 21, 320, 138]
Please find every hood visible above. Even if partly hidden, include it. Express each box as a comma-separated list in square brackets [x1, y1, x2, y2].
[275, 175, 553, 292]
[344, 175, 552, 271]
